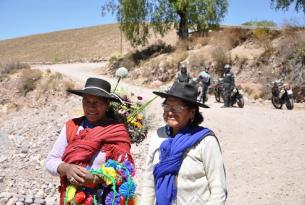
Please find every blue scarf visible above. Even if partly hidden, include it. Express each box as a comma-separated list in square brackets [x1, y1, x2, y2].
[153, 125, 212, 205]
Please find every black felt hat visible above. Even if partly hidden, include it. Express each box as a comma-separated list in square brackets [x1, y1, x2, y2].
[67, 77, 120, 102]
[153, 81, 209, 108]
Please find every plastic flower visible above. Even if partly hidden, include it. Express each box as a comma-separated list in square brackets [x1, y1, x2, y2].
[115, 67, 128, 78]
[119, 181, 136, 198]
[122, 161, 134, 175]
[105, 159, 119, 169]
[101, 165, 117, 185]
[75, 191, 86, 204]
[105, 191, 121, 205]
[65, 185, 77, 202]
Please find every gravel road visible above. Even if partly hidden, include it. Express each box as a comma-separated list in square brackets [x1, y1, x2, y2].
[32, 63, 305, 205]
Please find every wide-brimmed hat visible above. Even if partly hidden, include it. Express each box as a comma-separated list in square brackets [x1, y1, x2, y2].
[153, 81, 210, 108]
[67, 77, 120, 102]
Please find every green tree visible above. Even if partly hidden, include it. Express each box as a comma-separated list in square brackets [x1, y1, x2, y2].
[242, 20, 277, 27]
[102, 0, 228, 47]
[271, 0, 305, 13]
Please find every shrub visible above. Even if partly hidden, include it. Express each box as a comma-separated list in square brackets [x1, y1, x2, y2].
[63, 79, 75, 91]
[226, 28, 251, 48]
[40, 72, 63, 92]
[293, 41, 305, 63]
[0, 62, 31, 81]
[176, 39, 190, 51]
[211, 46, 231, 76]
[18, 69, 42, 96]
[241, 83, 265, 99]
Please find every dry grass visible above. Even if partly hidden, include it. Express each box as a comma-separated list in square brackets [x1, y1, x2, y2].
[211, 46, 231, 75]
[18, 68, 43, 96]
[0, 24, 178, 64]
[0, 62, 30, 81]
[240, 83, 265, 100]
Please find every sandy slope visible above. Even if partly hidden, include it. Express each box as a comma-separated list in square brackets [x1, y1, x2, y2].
[34, 63, 305, 205]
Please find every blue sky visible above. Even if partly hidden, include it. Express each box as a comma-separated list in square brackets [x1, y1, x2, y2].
[0, 0, 304, 40]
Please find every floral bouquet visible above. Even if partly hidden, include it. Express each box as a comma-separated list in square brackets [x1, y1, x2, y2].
[110, 67, 157, 144]
[110, 90, 157, 144]
[64, 159, 136, 205]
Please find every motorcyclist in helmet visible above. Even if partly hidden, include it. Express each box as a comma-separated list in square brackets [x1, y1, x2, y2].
[198, 66, 211, 104]
[176, 63, 191, 83]
[222, 64, 235, 107]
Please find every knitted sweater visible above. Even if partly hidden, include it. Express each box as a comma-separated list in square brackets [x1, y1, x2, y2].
[140, 126, 227, 205]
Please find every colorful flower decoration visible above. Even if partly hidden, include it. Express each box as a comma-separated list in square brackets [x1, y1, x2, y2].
[119, 181, 136, 198]
[64, 159, 136, 205]
[105, 191, 121, 205]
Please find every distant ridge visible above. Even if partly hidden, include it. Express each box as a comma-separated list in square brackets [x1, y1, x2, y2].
[0, 23, 178, 64]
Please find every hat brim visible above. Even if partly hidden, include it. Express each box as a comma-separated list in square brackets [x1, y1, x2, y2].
[67, 88, 121, 103]
[153, 91, 210, 108]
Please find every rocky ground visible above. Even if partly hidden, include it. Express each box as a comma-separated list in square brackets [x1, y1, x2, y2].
[0, 63, 304, 205]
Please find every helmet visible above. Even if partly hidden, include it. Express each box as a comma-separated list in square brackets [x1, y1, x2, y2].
[180, 64, 187, 73]
[224, 64, 231, 69]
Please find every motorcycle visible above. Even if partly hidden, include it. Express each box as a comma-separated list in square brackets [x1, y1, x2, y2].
[214, 78, 224, 102]
[230, 86, 245, 108]
[271, 79, 294, 110]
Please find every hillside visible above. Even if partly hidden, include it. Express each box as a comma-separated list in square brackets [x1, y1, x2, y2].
[0, 23, 178, 63]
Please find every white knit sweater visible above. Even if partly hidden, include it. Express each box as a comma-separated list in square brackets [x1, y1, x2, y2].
[140, 126, 227, 205]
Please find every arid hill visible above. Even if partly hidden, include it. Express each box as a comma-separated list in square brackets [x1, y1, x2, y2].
[0, 23, 177, 63]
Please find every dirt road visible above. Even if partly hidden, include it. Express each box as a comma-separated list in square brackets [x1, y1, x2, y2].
[34, 63, 305, 205]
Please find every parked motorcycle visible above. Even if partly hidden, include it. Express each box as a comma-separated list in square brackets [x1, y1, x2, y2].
[271, 79, 294, 110]
[214, 78, 224, 102]
[230, 86, 245, 108]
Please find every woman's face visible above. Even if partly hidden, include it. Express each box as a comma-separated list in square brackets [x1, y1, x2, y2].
[82, 94, 109, 125]
[162, 97, 196, 134]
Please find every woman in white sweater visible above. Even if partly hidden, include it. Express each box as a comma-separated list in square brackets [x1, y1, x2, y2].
[141, 81, 227, 205]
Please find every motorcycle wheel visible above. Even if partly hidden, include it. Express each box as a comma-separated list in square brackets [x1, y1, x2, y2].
[286, 98, 294, 110]
[271, 96, 283, 109]
[237, 96, 244, 108]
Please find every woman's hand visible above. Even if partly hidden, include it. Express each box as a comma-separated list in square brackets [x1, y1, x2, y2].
[57, 163, 88, 186]
[82, 172, 95, 184]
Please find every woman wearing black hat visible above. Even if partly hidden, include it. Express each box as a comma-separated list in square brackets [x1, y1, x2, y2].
[141, 81, 227, 205]
[45, 77, 134, 205]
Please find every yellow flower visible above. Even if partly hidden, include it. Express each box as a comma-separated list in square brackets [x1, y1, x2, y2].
[136, 122, 142, 129]
[65, 185, 76, 202]
[136, 114, 143, 121]
[101, 165, 117, 185]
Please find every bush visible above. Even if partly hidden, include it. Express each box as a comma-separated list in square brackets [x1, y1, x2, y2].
[211, 46, 231, 76]
[40, 72, 63, 92]
[18, 69, 42, 96]
[241, 83, 265, 99]
[226, 28, 251, 48]
[0, 62, 31, 81]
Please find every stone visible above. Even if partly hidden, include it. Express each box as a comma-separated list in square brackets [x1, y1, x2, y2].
[24, 197, 33, 205]
[34, 197, 45, 204]
[45, 196, 57, 205]
[0, 198, 9, 204]
[0, 192, 13, 199]
[7, 197, 18, 205]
